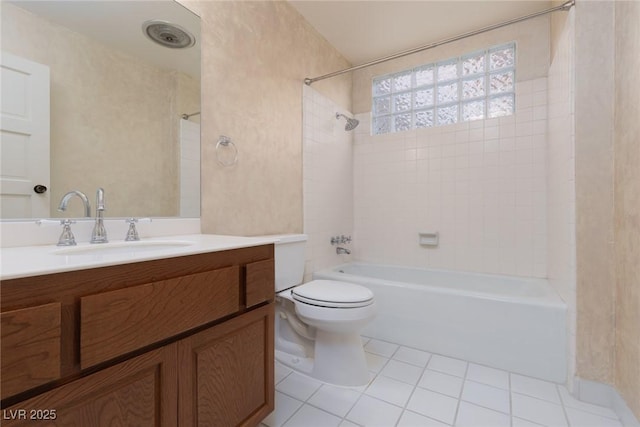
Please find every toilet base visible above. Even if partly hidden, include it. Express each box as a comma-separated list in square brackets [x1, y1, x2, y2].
[313, 330, 370, 386]
[275, 332, 370, 387]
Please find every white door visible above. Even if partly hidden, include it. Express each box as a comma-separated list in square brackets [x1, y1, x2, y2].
[0, 51, 50, 218]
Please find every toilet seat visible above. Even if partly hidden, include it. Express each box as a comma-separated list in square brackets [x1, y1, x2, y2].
[292, 280, 374, 308]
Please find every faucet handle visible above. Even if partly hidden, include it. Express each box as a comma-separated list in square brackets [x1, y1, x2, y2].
[36, 219, 78, 246]
[57, 219, 77, 246]
[124, 218, 152, 241]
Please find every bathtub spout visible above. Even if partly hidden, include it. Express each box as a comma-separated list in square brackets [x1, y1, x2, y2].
[336, 247, 351, 255]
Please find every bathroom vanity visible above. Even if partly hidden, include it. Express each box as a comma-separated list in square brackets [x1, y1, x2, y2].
[0, 235, 275, 426]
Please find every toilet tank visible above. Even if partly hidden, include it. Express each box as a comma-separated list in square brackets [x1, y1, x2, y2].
[267, 234, 307, 292]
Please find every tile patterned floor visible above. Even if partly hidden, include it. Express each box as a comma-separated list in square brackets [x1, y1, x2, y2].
[261, 337, 623, 427]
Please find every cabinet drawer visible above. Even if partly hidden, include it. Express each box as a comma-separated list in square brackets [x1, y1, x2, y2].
[80, 267, 239, 369]
[245, 259, 274, 308]
[1, 303, 61, 399]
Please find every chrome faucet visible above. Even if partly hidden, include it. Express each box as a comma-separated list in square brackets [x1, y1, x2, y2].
[90, 188, 108, 244]
[57, 190, 91, 217]
[336, 247, 351, 255]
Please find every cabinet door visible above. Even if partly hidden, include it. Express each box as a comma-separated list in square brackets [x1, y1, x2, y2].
[2, 344, 177, 427]
[179, 304, 274, 427]
[1, 302, 61, 399]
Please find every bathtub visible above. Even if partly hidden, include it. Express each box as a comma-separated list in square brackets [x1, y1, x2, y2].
[313, 262, 567, 383]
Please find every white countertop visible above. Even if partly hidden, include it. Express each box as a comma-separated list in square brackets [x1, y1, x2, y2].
[0, 234, 278, 280]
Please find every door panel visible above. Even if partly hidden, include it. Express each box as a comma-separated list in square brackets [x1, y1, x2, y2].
[1, 52, 50, 218]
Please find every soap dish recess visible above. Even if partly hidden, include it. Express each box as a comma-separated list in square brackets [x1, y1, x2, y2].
[419, 232, 439, 246]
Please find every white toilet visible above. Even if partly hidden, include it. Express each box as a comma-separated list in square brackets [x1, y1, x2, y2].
[272, 234, 376, 386]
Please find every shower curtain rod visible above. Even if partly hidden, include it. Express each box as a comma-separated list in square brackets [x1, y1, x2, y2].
[181, 111, 201, 120]
[304, 0, 575, 86]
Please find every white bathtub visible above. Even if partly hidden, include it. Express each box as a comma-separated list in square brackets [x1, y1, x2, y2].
[313, 262, 567, 383]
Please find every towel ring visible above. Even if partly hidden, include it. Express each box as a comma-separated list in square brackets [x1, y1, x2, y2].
[216, 135, 238, 167]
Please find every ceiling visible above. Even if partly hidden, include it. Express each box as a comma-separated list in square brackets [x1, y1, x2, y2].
[288, 1, 551, 65]
[8, 0, 200, 78]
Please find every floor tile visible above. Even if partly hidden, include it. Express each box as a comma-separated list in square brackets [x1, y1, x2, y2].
[407, 387, 459, 425]
[461, 380, 510, 414]
[380, 359, 423, 385]
[346, 395, 403, 427]
[427, 354, 468, 378]
[364, 339, 399, 358]
[512, 417, 545, 427]
[512, 392, 568, 427]
[455, 401, 510, 427]
[365, 375, 414, 407]
[283, 404, 342, 427]
[365, 352, 389, 373]
[264, 337, 627, 427]
[557, 386, 619, 419]
[398, 410, 451, 426]
[511, 373, 561, 404]
[263, 392, 304, 427]
[307, 384, 361, 418]
[276, 372, 323, 401]
[565, 407, 623, 427]
[418, 369, 464, 398]
[466, 363, 509, 390]
[361, 336, 371, 346]
[393, 346, 432, 367]
[275, 362, 293, 384]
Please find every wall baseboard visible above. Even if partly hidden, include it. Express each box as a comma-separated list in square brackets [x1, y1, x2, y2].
[573, 377, 640, 427]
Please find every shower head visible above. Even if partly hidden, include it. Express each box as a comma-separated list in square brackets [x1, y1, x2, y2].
[336, 113, 359, 131]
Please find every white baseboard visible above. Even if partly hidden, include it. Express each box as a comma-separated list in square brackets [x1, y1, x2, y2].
[573, 377, 640, 427]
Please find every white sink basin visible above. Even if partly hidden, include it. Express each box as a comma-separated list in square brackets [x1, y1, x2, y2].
[54, 240, 195, 256]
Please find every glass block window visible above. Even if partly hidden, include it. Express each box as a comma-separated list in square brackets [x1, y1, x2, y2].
[371, 42, 515, 134]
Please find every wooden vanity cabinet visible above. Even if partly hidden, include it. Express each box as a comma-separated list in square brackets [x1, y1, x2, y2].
[1, 244, 275, 426]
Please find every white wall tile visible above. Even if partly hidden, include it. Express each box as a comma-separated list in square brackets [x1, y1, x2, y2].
[302, 87, 355, 280]
[546, 10, 577, 386]
[353, 80, 547, 277]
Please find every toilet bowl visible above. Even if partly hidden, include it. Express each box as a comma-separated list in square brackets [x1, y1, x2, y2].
[269, 235, 377, 386]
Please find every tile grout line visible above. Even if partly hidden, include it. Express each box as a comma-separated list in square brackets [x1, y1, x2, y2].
[452, 359, 471, 426]
[509, 371, 514, 427]
[392, 353, 431, 427]
[557, 383, 572, 427]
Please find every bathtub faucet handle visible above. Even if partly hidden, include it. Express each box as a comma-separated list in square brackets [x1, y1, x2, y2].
[331, 235, 352, 245]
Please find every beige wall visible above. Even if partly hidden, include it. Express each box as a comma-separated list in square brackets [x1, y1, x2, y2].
[573, 1, 640, 418]
[613, 1, 640, 418]
[2, 3, 199, 218]
[352, 16, 550, 114]
[179, 0, 351, 236]
[574, 0, 616, 385]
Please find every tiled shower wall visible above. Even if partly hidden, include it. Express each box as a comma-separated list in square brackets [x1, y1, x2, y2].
[302, 85, 354, 282]
[353, 79, 548, 278]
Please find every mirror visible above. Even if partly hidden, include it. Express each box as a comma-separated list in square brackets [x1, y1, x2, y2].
[1, 0, 200, 220]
